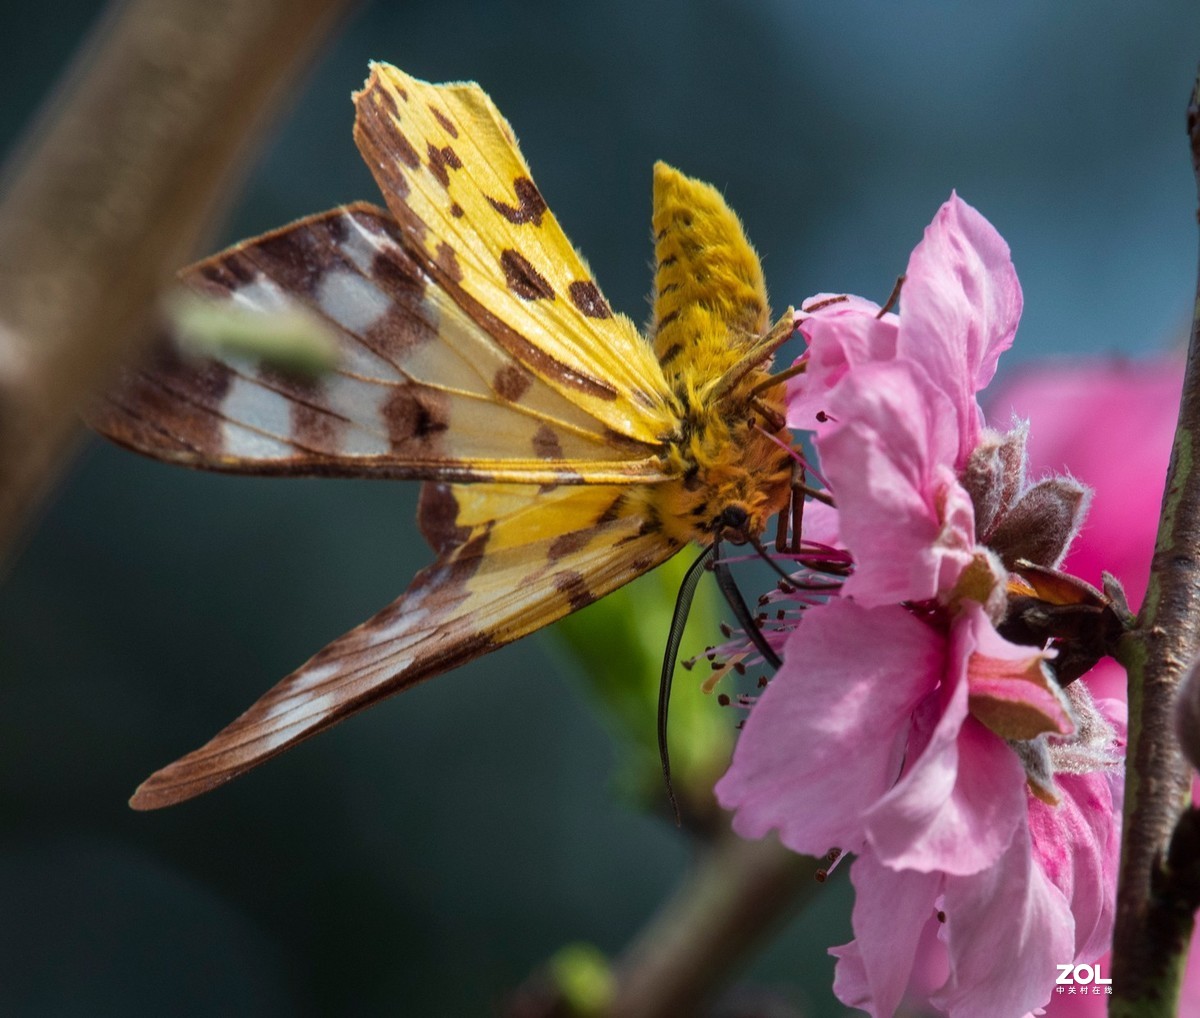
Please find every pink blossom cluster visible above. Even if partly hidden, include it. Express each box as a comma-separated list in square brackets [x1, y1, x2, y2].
[716, 196, 1127, 1017]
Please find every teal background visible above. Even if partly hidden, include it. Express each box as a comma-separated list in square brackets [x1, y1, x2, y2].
[2, 2, 1198, 1015]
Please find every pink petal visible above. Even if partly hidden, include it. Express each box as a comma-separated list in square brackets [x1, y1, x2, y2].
[831, 853, 942, 1017]
[1030, 698, 1126, 962]
[866, 606, 1027, 875]
[934, 814, 1075, 1017]
[817, 359, 974, 605]
[967, 623, 1072, 741]
[716, 601, 941, 856]
[798, 499, 841, 549]
[788, 297, 899, 429]
[899, 193, 1023, 467]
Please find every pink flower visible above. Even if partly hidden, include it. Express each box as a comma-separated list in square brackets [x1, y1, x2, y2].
[715, 195, 1125, 1016]
[987, 356, 1189, 1016]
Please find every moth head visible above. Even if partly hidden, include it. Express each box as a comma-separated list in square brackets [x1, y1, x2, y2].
[715, 503, 751, 544]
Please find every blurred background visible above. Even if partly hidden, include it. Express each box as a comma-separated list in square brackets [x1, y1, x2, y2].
[1, 2, 1198, 1014]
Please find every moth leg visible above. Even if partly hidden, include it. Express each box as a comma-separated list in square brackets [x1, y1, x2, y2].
[774, 458, 807, 554]
[789, 460, 806, 555]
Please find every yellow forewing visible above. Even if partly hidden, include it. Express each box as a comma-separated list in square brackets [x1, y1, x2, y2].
[129, 482, 682, 809]
[353, 64, 679, 443]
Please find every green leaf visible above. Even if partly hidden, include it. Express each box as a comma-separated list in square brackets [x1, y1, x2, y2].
[548, 943, 614, 1016]
[552, 552, 736, 811]
[164, 289, 339, 378]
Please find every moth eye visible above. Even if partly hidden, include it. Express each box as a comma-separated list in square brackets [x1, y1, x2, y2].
[715, 504, 750, 543]
[720, 505, 749, 529]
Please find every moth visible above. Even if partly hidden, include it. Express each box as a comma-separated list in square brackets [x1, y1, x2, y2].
[92, 62, 799, 810]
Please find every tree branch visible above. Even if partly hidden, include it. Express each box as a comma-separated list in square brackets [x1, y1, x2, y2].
[0, 0, 353, 564]
[604, 831, 819, 1017]
[1109, 68, 1200, 1016]
[505, 825, 821, 1018]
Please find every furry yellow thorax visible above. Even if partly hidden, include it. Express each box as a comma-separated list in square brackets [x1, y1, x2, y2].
[638, 164, 793, 546]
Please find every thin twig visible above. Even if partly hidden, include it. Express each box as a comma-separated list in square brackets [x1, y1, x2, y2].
[605, 829, 820, 1017]
[0, 0, 353, 565]
[1109, 69, 1200, 1015]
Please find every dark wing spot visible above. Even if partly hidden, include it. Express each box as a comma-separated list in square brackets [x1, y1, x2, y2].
[369, 247, 425, 296]
[249, 226, 329, 298]
[430, 106, 459, 137]
[391, 125, 421, 169]
[555, 570, 596, 611]
[487, 177, 547, 225]
[417, 482, 471, 554]
[500, 249, 555, 301]
[493, 363, 532, 402]
[435, 242, 463, 283]
[449, 202, 464, 218]
[290, 400, 341, 454]
[596, 493, 626, 525]
[197, 251, 255, 288]
[377, 86, 401, 123]
[548, 531, 590, 561]
[427, 142, 463, 187]
[383, 388, 449, 452]
[638, 508, 663, 536]
[567, 281, 612, 319]
[532, 423, 564, 459]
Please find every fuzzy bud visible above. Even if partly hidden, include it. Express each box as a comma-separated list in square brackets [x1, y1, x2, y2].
[988, 476, 1091, 570]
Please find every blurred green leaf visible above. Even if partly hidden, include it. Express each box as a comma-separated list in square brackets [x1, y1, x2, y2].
[165, 290, 339, 378]
[552, 551, 735, 813]
[548, 942, 614, 1016]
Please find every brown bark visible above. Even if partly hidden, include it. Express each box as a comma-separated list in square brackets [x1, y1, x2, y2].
[1108, 70, 1200, 1016]
[0, 0, 353, 562]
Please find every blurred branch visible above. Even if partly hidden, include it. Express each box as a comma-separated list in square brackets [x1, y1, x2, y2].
[0, 0, 353, 564]
[506, 826, 819, 1018]
[605, 830, 818, 1017]
[1109, 69, 1200, 1015]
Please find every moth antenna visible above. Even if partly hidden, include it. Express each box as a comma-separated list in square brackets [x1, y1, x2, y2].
[658, 543, 718, 827]
[747, 532, 797, 591]
[877, 274, 906, 317]
[709, 311, 797, 401]
[749, 396, 786, 433]
[713, 541, 783, 670]
[746, 359, 806, 399]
